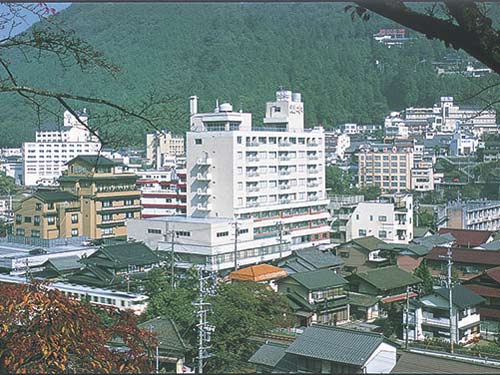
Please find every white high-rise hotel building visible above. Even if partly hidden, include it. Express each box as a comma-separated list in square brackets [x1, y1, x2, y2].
[186, 90, 331, 249]
[23, 110, 101, 186]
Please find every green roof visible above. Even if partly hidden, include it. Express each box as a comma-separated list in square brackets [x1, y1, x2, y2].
[68, 155, 118, 167]
[348, 292, 379, 307]
[138, 317, 189, 355]
[413, 227, 434, 238]
[434, 285, 486, 309]
[349, 236, 387, 251]
[33, 190, 78, 203]
[279, 248, 344, 273]
[350, 265, 422, 292]
[44, 256, 81, 271]
[66, 264, 118, 287]
[249, 342, 288, 368]
[285, 325, 390, 366]
[82, 242, 159, 269]
[286, 269, 348, 290]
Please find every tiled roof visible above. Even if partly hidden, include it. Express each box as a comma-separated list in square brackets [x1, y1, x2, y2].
[248, 342, 288, 368]
[349, 265, 421, 292]
[485, 266, 500, 283]
[414, 233, 455, 248]
[434, 285, 485, 309]
[437, 228, 494, 247]
[351, 236, 387, 251]
[138, 317, 188, 354]
[465, 284, 500, 298]
[348, 292, 379, 307]
[279, 247, 344, 273]
[33, 190, 78, 203]
[229, 264, 287, 282]
[426, 247, 500, 267]
[397, 255, 422, 273]
[44, 255, 81, 271]
[83, 242, 159, 269]
[413, 227, 434, 238]
[68, 155, 118, 167]
[286, 269, 348, 290]
[285, 325, 389, 366]
[480, 240, 500, 251]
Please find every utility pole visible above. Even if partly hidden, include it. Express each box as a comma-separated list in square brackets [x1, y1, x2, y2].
[440, 247, 454, 353]
[277, 221, 284, 259]
[233, 221, 239, 270]
[405, 285, 410, 350]
[171, 230, 176, 290]
[193, 267, 216, 374]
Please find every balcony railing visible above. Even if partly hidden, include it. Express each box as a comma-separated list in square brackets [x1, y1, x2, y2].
[246, 156, 260, 162]
[196, 203, 212, 211]
[279, 185, 290, 191]
[422, 316, 450, 327]
[246, 141, 260, 147]
[246, 186, 259, 193]
[196, 173, 212, 181]
[246, 171, 259, 177]
[279, 155, 291, 161]
[279, 141, 292, 147]
[247, 201, 259, 207]
[278, 170, 291, 176]
[307, 154, 319, 160]
[197, 158, 212, 165]
[307, 182, 319, 188]
[307, 142, 319, 147]
[308, 169, 319, 174]
[196, 188, 212, 195]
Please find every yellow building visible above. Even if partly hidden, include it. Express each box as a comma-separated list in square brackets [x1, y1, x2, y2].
[14, 155, 141, 240]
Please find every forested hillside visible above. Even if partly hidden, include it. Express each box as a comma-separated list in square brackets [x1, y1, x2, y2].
[1, 3, 497, 147]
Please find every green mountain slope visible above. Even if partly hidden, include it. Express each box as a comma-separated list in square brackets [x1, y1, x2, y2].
[0, 3, 496, 147]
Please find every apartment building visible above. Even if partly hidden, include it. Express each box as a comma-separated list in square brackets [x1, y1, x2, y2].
[14, 155, 141, 240]
[437, 200, 500, 231]
[136, 168, 187, 218]
[186, 90, 331, 250]
[23, 110, 101, 186]
[127, 216, 293, 272]
[324, 131, 350, 163]
[340, 194, 413, 244]
[357, 144, 413, 193]
[404, 285, 484, 344]
[146, 131, 185, 167]
[341, 123, 382, 135]
[411, 160, 435, 191]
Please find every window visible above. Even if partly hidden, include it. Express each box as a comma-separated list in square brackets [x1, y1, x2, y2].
[237, 136, 242, 144]
[148, 228, 162, 234]
[102, 214, 112, 222]
[176, 231, 191, 237]
[71, 214, 78, 224]
[71, 228, 79, 237]
[126, 212, 134, 218]
[15, 214, 22, 224]
[340, 251, 350, 258]
[378, 230, 387, 238]
[35, 203, 42, 211]
[34, 216, 40, 226]
[238, 228, 249, 235]
[358, 229, 367, 236]
[378, 215, 387, 222]
[124, 199, 133, 206]
[16, 228, 25, 236]
[47, 216, 56, 225]
[101, 228, 113, 235]
[103, 200, 112, 208]
[24, 216, 31, 223]
[216, 231, 229, 238]
[47, 203, 54, 210]
[370, 215, 373, 221]
[31, 230, 40, 238]
[195, 139, 202, 145]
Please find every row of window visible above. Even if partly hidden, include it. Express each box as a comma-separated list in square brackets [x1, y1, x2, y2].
[101, 199, 135, 208]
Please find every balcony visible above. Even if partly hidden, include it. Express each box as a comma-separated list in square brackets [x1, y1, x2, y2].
[246, 141, 260, 147]
[307, 142, 319, 147]
[246, 156, 260, 162]
[196, 188, 212, 195]
[422, 316, 450, 328]
[308, 169, 319, 174]
[279, 198, 291, 204]
[279, 185, 290, 191]
[196, 173, 212, 181]
[308, 195, 319, 201]
[279, 141, 292, 147]
[246, 171, 259, 178]
[247, 201, 259, 208]
[197, 158, 212, 165]
[307, 182, 319, 188]
[307, 154, 319, 160]
[196, 203, 212, 211]
[279, 155, 291, 161]
[246, 186, 259, 193]
[278, 170, 291, 176]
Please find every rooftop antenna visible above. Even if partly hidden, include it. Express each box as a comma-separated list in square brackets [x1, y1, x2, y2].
[215, 99, 219, 113]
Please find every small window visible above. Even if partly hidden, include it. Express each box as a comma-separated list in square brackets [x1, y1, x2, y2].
[34, 216, 40, 226]
[195, 139, 202, 145]
[35, 203, 42, 211]
[340, 251, 350, 258]
[378, 230, 387, 239]
[71, 214, 78, 224]
[148, 228, 162, 234]
[176, 231, 191, 237]
[359, 229, 367, 236]
[216, 231, 229, 238]
[378, 216, 387, 222]
[71, 228, 79, 237]
[24, 216, 32, 224]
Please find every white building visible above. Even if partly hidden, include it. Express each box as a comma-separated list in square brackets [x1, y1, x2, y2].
[325, 131, 350, 163]
[146, 131, 185, 168]
[0, 148, 22, 157]
[127, 216, 292, 272]
[404, 285, 483, 345]
[411, 160, 435, 192]
[437, 199, 500, 231]
[136, 168, 187, 218]
[186, 90, 331, 250]
[343, 194, 413, 244]
[23, 110, 101, 186]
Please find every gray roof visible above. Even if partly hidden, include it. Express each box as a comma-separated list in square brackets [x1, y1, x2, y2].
[248, 342, 288, 368]
[285, 325, 389, 366]
[480, 239, 500, 251]
[286, 269, 348, 290]
[138, 317, 189, 354]
[45, 255, 81, 271]
[414, 233, 455, 248]
[434, 285, 485, 309]
[279, 248, 344, 273]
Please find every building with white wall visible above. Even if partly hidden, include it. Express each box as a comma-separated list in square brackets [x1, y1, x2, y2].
[186, 90, 331, 250]
[136, 168, 187, 218]
[343, 194, 413, 244]
[23, 110, 101, 186]
[325, 131, 350, 164]
[146, 131, 185, 168]
[127, 216, 292, 272]
[437, 199, 500, 231]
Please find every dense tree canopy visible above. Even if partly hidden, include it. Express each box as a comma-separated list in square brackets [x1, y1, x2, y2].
[0, 281, 156, 373]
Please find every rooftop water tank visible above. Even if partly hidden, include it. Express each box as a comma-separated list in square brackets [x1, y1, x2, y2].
[292, 92, 302, 102]
[219, 103, 233, 112]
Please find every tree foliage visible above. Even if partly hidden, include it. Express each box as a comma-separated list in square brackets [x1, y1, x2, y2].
[413, 260, 434, 294]
[0, 281, 156, 373]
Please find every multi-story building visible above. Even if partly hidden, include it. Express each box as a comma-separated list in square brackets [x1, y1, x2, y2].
[136, 168, 187, 218]
[325, 131, 350, 164]
[404, 285, 484, 344]
[186, 90, 331, 250]
[23, 110, 101, 186]
[0, 155, 23, 185]
[14, 155, 141, 240]
[411, 160, 435, 191]
[146, 131, 185, 168]
[437, 200, 500, 231]
[357, 144, 414, 193]
[341, 123, 382, 135]
[336, 194, 413, 244]
[126, 216, 293, 272]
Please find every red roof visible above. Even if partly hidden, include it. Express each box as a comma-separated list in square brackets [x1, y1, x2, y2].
[397, 255, 422, 273]
[426, 247, 500, 267]
[479, 307, 500, 319]
[229, 264, 287, 282]
[465, 284, 500, 298]
[437, 228, 494, 247]
[485, 266, 500, 284]
[381, 292, 418, 304]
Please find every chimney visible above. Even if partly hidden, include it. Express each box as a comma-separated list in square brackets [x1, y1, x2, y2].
[189, 96, 198, 116]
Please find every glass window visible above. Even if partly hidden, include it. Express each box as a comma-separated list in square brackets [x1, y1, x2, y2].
[71, 214, 78, 224]
[358, 229, 367, 236]
[71, 228, 79, 237]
